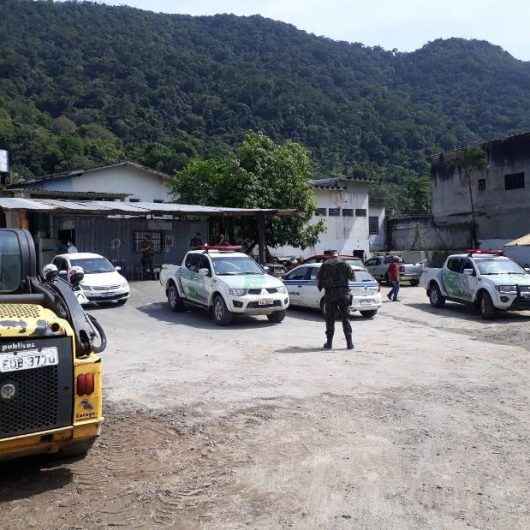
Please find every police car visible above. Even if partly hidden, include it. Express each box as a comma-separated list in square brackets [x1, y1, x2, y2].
[160, 248, 289, 325]
[421, 252, 530, 319]
[283, 262, 382, 318]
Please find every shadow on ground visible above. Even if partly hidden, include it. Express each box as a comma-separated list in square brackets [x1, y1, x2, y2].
[406, 302, 530, 324]
[0, 458, 73, 503]
[137, 302, 279, 330]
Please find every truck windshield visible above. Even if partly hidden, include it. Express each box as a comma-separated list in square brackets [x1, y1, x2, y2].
[212, 256, 263, 275]
[0, 232, 22, 292]
[476, 259, 526, 275]
[71, 258, 115, 274]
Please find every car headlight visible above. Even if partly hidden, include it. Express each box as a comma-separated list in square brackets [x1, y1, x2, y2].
[229, 288, 247, 296]
[277, 286, 287, 294]
[496, 285, 517, 294]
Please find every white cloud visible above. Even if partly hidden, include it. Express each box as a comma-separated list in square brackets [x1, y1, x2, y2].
[97, 0, 530, 60]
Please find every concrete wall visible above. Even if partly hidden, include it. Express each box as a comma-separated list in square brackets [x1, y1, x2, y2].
[34, 166, 172, 203]
[388, 216, 473, 252]
[369, 205, 386, 252]
[275, 181, 370, 258]
[432, 139, 530, 241]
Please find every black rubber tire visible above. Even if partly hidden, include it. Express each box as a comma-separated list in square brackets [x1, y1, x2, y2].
[213, 295, 233, 326]
[479, 291, 496, 320]
[360, 310, 378, 319]
[167, 283, 186, 312]
[428, 283, 446, 308]
[410, 279, 420, 287]
[267, 310, 286, 323]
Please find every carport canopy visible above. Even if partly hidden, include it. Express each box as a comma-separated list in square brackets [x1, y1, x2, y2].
[0, 197, 295, 217]
[0, 197, 298, 263]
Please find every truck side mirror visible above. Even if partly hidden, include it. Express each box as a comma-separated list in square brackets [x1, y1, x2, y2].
[115, 266, 122, 272]
[43, 263, 59, 282]
[463, 268, 474, 276]
[525, 267, 530, 274]
[69, 266, 85, 287]
[198, 268, 210, 277]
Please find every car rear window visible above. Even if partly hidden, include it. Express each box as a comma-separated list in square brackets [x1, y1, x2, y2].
[352, 270, 376, 282]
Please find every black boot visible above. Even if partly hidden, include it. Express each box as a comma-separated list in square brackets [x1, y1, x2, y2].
[323, 335, 333, 350]
[346, 335, 354, 350]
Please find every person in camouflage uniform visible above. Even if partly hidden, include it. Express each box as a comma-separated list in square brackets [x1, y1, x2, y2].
[317, 250, 354, 350]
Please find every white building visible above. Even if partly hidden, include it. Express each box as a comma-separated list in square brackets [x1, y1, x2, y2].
[276, 176, 385, 259]
[11, 161, 173, 203]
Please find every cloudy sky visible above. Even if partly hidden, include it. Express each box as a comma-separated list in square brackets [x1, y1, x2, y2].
[96, 0, 530, 60]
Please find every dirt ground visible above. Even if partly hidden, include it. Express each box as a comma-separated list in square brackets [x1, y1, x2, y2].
[1, 282, 529, 529]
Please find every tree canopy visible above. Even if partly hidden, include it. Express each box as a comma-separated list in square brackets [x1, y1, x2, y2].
[172, 132, 324, 249]
[2, 1, 530, 212]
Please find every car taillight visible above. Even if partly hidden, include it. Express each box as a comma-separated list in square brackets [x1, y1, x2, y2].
[77, 373, 95, 396]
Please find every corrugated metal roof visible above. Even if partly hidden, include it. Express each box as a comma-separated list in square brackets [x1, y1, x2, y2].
[505, 233, 530, 246]
[0, 198, 296, 217]
[0, 198, 54, 210]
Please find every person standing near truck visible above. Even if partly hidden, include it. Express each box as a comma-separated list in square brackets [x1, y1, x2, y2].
[317, 250, 354, 350]
[140, 234, 155, 279]
[387, 257, 401, 302]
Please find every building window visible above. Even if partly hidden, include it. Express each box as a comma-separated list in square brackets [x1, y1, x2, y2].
[478, 179, 486, 191]
[134, 231, 163, 253]
[505, 172, 525, 190]
[315, 208, 327, 216]
[328, 208, 341, 216]
[369, 216, 379, 235]
[355, 209, 367, 217]
[342, 209, 354, 217]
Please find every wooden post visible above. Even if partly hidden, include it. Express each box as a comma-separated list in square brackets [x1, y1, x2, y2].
[257, 213, 266, 264]
[17, 209, 30, 229]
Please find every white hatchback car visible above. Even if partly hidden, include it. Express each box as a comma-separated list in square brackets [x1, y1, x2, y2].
[52, 252, 130, 305]
[283, 262, 382, 318]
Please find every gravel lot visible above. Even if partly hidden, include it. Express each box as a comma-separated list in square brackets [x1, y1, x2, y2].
[1, 282, 529, 529]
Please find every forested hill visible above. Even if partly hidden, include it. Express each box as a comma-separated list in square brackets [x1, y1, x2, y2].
[2, 0, 530, 187]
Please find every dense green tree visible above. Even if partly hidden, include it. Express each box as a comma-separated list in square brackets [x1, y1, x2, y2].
[1, 0, 530, 212]
[172, 132, 324, 249]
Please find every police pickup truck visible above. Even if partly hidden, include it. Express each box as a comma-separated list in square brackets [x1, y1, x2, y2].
[159, 248, 289, 325]
[421, 253, 530, 319]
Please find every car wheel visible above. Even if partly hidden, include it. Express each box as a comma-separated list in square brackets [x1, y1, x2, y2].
[267, 310, 286, 323]
[167, 283, 185, 312]
[479, 291, 496, 320]
[410, 279, 419, 287]
[360, 310, 377, 319]
[428, 283, 446, 308]
[213, 295, 233, 326]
